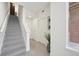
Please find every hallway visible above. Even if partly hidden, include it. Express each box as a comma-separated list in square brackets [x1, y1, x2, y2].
[0, 2, 49, 56]
[0, 15, 49, 56]
[1, 15, 27, 56]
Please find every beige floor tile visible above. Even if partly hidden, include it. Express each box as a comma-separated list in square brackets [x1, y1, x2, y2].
[30, 39, 49, 56]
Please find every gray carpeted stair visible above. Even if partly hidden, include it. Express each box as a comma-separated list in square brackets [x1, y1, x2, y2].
[1, 15, 27, 56]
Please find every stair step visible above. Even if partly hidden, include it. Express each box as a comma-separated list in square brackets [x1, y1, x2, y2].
[3, 40, 25, 49]
[5, 34, 22, 37]
[4, 40, 22, 44]
[4, 37, 23, 43]
[1, 15, 26, 56]
[6, 28, 21, 32]
[2, 43, 25, 54]
[8, 48, 26, 56]
[5, 35, 23, 38]
[1, 46, 26, 56]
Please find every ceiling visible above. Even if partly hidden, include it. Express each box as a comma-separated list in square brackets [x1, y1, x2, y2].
[15, 2, 50, 19]
[16, 2, 50, 14]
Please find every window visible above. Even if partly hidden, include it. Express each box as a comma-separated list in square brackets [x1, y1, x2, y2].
[66, 2, 79, 52]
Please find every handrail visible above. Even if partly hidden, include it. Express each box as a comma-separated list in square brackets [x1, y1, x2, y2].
[19, 18, 30, 51]
[0, 13, 9, 32]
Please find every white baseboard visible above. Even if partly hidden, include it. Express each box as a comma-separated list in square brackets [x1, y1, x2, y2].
[31, 37, 48, 47]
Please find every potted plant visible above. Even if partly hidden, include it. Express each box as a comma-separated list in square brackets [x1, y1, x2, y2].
[45, 33, 50, 53]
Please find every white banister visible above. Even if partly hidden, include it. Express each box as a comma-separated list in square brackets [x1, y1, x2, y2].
[0, 12, 9, 55]
[23, 22, 30, 51]
[19, 19, 30, 52]
[18, 7, 30, 51]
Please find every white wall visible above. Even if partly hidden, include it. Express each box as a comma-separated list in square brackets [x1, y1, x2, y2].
[18, 5, 23, 21]
[0, 2, 10, 29]
[51, 2, 79, 56]
[0, 2, 10, 55]
[18, 3, 50, 51]
[22, 6, 50, 46]
[14, 3, 18, 16]
[30, 16, 49, 46]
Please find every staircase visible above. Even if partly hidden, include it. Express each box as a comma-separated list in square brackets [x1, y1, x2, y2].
[1, 15, 27, 56]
